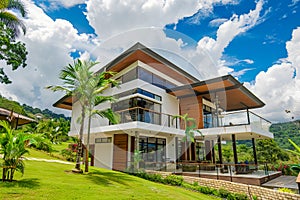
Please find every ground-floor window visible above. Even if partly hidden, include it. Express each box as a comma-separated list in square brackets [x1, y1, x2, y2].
[139, 136, 166, 166]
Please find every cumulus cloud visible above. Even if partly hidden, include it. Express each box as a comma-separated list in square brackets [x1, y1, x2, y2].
[38, 0, 85, 10]
[246, 27, 300, 122]
[85, 0, 240, 40]
[0, 0, 92, 115]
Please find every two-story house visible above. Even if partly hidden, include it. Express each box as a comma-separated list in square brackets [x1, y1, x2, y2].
[53, 42, 273, 172]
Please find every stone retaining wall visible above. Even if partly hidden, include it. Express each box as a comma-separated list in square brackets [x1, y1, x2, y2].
[145, 170, 300, 200]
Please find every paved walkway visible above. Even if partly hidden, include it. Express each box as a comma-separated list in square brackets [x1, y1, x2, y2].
[262, 175, 298, 190]
[24, 157, 74, 165]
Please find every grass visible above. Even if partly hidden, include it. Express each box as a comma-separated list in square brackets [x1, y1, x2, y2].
[0, 155, 220, 199]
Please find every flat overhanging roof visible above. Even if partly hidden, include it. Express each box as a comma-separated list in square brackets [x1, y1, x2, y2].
[53, 95, 72, 110]
[166, 75, 265, 112]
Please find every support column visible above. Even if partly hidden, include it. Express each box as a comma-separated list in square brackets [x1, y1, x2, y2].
[217, 136, 223, 164]
[134, 131, 139, 169]
[252, 138, 258, 165]
[205, 140, 212, 162]
[211, 140, 215, 163]
[232, 134, 238, 164]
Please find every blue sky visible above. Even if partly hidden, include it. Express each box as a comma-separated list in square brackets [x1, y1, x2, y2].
[1, 0, 300, 122]
[40, 0, 300, 82]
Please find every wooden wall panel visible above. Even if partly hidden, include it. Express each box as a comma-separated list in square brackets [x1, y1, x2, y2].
[113, 134, 128, 171]
[179, 96, 204, 129]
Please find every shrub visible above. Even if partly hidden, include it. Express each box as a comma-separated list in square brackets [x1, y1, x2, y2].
[278, 188, 295, 194]
[164, 175, 183, 186]
[234, 193, 248, 200]
[219, 188, 230, 198]
[61, 148, 76, 161]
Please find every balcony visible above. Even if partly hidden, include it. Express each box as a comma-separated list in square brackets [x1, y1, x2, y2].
[115, 107, 180, 129]
[200, 110, 273, 140]
[114, 108, 272, 139]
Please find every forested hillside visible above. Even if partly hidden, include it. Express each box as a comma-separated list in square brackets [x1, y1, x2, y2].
[270, 120, 300, 150]
[0, 94, 70, 120]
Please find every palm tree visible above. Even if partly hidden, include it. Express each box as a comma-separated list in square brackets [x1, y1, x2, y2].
[47, 59, 119, 172]
[84, 75, 119, 172]
[0, 120, 31, 181]
[0, 0, 27, 38]
[47, 59, 93, 172]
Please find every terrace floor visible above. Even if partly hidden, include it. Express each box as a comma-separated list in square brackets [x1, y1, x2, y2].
[262, 175, 298, 191]
[173, 169, 282, 186]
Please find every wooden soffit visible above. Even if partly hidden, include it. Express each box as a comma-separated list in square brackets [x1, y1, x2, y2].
[103, 42, 198, 84]
[166, 75, 265, 111]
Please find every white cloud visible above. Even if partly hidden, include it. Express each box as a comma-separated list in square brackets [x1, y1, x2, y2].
[85, 0, 239, 40]
[0, 0, 92, 115]
[209, 18, 228, 27]
[38, 0, 85, 10]
[246, 27, 300, 122]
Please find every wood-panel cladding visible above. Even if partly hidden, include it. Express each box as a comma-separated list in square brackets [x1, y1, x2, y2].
[179, 96, 203, 129]
[113, 134, 128, 171]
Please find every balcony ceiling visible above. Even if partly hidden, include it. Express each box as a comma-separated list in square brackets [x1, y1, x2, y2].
[166, 75, 265, 112]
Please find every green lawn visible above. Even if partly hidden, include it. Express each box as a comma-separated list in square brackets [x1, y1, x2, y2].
[0, 159, 219, 200]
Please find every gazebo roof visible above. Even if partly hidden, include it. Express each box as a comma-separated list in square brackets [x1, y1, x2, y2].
[0, 107, 36, 126]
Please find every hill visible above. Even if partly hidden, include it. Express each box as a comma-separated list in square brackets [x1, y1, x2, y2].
[270, 120, 300, 150]
[0, 94, 70, 120]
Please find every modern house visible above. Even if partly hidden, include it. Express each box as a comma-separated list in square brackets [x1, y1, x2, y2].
[54, 42, 273, 174]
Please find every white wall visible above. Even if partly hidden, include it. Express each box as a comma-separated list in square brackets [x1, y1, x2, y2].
[94, 134, 114, 169]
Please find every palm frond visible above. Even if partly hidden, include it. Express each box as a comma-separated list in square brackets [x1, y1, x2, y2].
[0, 12, 26, 36]
[94, 96, 116, 106]
[288, 139, 300, 154]
[8, 0, 27, 17]
[92, 109, 120, 125]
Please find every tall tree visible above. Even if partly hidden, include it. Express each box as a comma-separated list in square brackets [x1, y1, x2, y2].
[0, 0, 27, 38]
[84, 69, 119, 172]
[0, 22, 27, 84]
[47, 59, 119, 172]
[47, 59, 91, 172]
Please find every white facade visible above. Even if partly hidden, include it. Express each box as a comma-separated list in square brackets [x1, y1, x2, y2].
[61, 43, 273, 171]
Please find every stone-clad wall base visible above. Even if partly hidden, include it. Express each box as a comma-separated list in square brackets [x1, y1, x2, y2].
[145, 170, 300, 200]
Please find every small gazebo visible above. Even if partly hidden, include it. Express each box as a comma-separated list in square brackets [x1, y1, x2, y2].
[0, 107, 36, 128]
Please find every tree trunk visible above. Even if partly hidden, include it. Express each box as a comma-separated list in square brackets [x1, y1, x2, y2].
[85, 111, 92, 172]
[75, 106, 85, 171]
[2, 168, 6, 182]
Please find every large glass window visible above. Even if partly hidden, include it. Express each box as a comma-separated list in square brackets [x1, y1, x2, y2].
[114, 66, 177, 90]
[139, 137, 166, 164]
[122, 68, 137, 83]
[112, 97, 161, 125]
[138, 67, 153, 83]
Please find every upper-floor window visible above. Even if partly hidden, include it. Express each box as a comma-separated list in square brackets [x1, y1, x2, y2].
[114, 66, 176, 90]
[115, 88, 162, 101]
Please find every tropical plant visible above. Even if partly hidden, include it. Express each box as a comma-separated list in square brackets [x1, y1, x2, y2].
[0, 21, 27, 84]
[287, 139, 300, 174]
[172, 113, 201, 143]
[83, 68, 119, 172]
[47, 59, 119, 172]
[47, 59, 89, 171]
[172, 113, 201, 161]
[256, 139, 289, 163]
[0, 0, 27, 38]
[0, 120, 32, 181]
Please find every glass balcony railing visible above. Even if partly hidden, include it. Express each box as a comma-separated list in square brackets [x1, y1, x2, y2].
[218, 110, 271, 132]
[115, 107, 180, 129]
[115, 108, 271, 132]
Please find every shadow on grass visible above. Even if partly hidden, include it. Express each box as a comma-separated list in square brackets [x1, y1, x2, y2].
[0, 178, 40, 189]
[86, 171, 137, 187]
